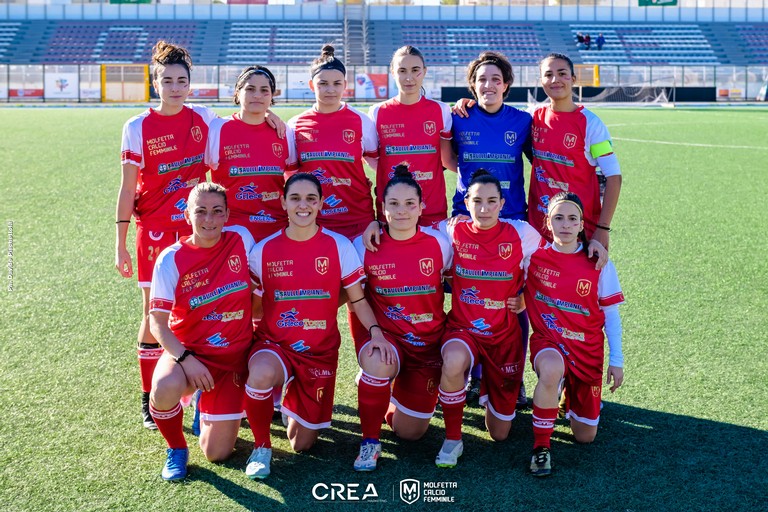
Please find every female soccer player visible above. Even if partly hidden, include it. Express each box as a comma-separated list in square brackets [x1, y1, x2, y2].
[435, 170, 541, 468]
[525, 192, 624, 477]
[350, 165, 452, 471]
[443, 51, 532, 223]
[147, 182, 256, 481]
[368, 46, 453, 227]
[287, 45, 378, 240]
[529, 53, 621, 251]
[206, 65, 296, 242]
[242, 173, 393, 480]
[115, 41, 217, 429]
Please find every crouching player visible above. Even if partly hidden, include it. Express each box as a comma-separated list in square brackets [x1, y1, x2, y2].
[525, 191, 625, 477]
[351, 165, 453, 471]
[242, 173, 392, 480]
[147, 183, 256, 481]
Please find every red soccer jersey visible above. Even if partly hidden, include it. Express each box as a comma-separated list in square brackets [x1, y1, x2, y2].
[148, 226, 256, 371]
[353, 227, 453, 352]
[441, 219, 541, 345]
[121, 104, 216, 231]
[287, 103, 378, 238]
[249, 227, 365, 355]
[529, 105, 614, 239]
[206, 114, 296, 241]
[524, 244, 624, 382]
[368, 97, 452, 226]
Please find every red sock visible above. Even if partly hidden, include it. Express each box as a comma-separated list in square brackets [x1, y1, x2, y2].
[439, 387, 466, 441]
[532, 404, 558, 449]
[357, 371, 391, 440]
[150, 402, 186, 449]
[138, 344, 163, 393]
[384, 402, 396, 429]
[244, 385, 273, 448]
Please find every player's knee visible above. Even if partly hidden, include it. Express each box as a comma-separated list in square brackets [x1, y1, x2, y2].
[441, 350, 469, 378]
[536, 366, 562, 389]
[248, 363, 279, 389]
[487, 422, 511, 442]
[290, 437, 316, 453]
[573, 428, 597, 444]
[200, 442, 233, 462]
[394, 424, 428, 441]
[360, 356, 393, 378]
[150, 381, 181, 409]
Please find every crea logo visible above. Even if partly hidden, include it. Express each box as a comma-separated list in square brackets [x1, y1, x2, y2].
[312, 482, 380, 501]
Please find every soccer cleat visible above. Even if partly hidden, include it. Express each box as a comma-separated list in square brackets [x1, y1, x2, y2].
[516, 381, 529, 410]
[245, 446, 272, 480]
[465, 377, 481, 405]
[435, 439, 464, 468]
[353, 438, 382, 472]
[191, 390, 202, 436]
[161, 448, 188, 481]
[529, 447, 552, 477]
[142, 391, 158, 430]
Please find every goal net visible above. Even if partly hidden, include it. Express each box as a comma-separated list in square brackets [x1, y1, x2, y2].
[528, 86, 673, 107]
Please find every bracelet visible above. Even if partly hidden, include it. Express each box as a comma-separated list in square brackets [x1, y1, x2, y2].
[350, 296, 365, 304]
[596, 224, 612, 232]
[368, 324, 382, 337]
[175, 349, 195, 363]
[115, 220, 131, 224]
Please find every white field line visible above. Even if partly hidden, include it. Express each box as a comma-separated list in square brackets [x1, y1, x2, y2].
[612, 137, 768, 150]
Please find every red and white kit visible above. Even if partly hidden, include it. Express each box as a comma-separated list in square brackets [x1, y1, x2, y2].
[441, 219, 540, 419]
[525, 243, 624, 422]
[206, 114, 296, 242]
[368, 97, 452, 226]
[248, 227, 365, 429]
[287, 103, 378, 239]
[149, 226, 256, 419]
[529, 105, 616, 239]
[121, 104, 217, 285]
[353, 227, 453, 417]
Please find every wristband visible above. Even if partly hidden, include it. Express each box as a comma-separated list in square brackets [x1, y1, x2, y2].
[175, 349, 195, 363]
[116, 220, 131, 224]
[596, 224, 612, 232]
[368, 324, 382, 337]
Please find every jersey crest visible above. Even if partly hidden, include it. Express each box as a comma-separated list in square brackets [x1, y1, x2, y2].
[563, 133, 577, 149]
[419, 258, 434, 276]
[423, 120, 436, 136]
[498, 243, 513, 260]
[272, 142, 284, 158]
[315, 257, 329, 275]
[504, 131, 516, 146]
[191, 126, 203, 143]
[228, 255, 242, 274]
[576, 279, 592, 297]
[342, 129, 355, 144]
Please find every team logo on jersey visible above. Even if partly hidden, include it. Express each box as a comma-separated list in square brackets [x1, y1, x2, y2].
[563, 133, 577, 149]
[317, 387, 325, 402]
[426, 378, 436, 395]
[289, 340, 310, 353]
[206, 332, 229, 347]
[423, 121, 437, 136]
[419, 258, 434, 276]
[470, 318, 492, 331]
[315, 257, 329, 275]
[228, 255, 242, 273]
[272, 142, 284, 158]
[342, 129, 355, 144]
[191, 126, 203, 143]
[576, 279, 592, 297]
[498, 243, 513, 260]
[504, 131, 516, 146]
[592, 385, 601, 398]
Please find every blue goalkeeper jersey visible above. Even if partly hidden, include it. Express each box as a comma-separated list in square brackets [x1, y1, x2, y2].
[451, 104, 532, 220]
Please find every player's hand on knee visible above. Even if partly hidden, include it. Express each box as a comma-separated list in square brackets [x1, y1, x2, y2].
[181, 356, 215, 392]
[606, 365, 623, 393]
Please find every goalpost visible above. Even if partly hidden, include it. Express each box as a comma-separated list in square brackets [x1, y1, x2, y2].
[101, 64, 149, 103]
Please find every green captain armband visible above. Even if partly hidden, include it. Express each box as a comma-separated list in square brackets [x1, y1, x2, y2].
[590, 140, 613, 159]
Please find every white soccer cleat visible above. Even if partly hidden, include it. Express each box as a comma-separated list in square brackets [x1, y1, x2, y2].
[435, 439, 463, 468]
[353, 438, 382, 472]
[245, 446, 272, 480]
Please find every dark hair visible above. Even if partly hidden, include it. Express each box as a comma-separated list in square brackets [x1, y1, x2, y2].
[233, 65, 276, 106]
[466, 51, 514, 101]
[466, 169, 502, 197]
[284, 172, 323, 198]
[383, 164, 422, 203]
[188, 182, 227, 209]
[310, 44, 346, 79]
[547, 192, 590, 256]
[539, 52, 575, 77]
[151, 40, 192, 81]
[391, 45, 426, 70]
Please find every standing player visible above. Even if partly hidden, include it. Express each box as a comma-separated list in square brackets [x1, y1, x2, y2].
[368, 46, 453, 227]
[529, 52, 621, 251]
[206, 65, 296, 242]
[525, 192, 624, 477]
[147, 183, 256, 481]
[443, 51, 533, 407]
[287, 45, 378, 240]
[115, 41, 217, 429]
[351, 165, 452, 471]
[242, 173, 393, 480]
[435, 170, 541, 468]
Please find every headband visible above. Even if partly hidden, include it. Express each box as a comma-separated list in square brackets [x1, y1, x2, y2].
[311, 57, 346, 78]
[548, 199, 583, 216]
[238, 67, 275, 91]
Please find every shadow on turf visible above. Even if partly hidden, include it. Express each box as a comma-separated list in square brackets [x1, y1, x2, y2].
[179, 402, 767, 511]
